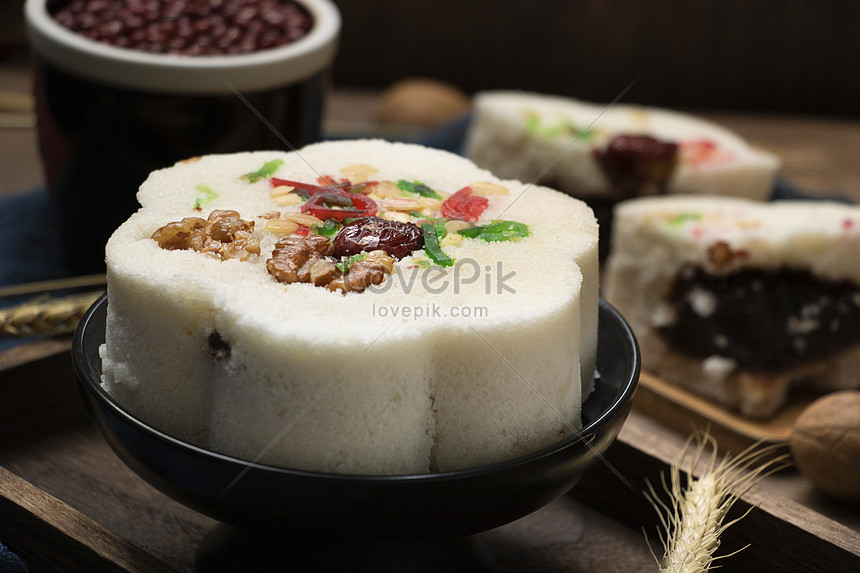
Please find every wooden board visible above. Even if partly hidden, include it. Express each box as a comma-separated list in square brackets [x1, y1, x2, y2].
[633, 371, 806, 455]
[0, 342, 858, 572]
[572, 413, 860, 571]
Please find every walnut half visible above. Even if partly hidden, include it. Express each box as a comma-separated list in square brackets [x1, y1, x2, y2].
[151, 210, 260, 261]
[267, 234, 395, 294]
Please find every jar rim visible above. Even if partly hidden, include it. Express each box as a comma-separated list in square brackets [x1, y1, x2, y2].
[25, 0, 340, 94]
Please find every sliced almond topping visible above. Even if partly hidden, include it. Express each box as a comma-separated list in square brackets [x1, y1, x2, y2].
[265, 219, 300, 235]
[444, 219, 472, 234]
[270, 184, 296, 197]
[272, 192, 303, 206]
[468, 181, 509, 196]
[283, 212, 324, 228]
[378, 198, 422, 211]
[440, 233, 462, 248]
[418, 197, 443, 210]
[380, 210, 411, 223]
[340, 164, 379, 184]
[372, 180, 404, 199]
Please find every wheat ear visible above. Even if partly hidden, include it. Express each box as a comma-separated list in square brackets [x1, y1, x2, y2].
[0, 290, 104, 337]
[644, 433, 790, 572]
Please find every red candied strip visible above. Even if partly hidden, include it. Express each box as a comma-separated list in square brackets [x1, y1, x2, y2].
[317, 175, 348, 186]
[295, 225, 311, 237]
[440, 187, 490, 222]
[271, 177, 378, 195]
[271, 177, 335, 195]
[679, 138, 735, 166]
[300, 191, 378, 222]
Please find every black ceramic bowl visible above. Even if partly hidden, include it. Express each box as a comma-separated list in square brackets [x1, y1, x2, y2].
[73, 295, 639, 543]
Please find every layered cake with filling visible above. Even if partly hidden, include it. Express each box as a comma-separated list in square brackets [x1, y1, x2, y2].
[99, 139, 599, 474]
[465, 91, 781, 257]
[603, 195, 860, 418]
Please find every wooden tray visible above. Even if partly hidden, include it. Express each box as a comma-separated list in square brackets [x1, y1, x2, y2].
[0, 341, 858, 572]
[633, 371, 807, 454]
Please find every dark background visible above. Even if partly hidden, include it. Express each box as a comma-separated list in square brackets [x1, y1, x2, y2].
[331, 0, 860, 117]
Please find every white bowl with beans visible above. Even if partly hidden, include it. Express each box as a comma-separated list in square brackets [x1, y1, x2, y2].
[27, 0, 339, 93]
[25, 0, 340, 274]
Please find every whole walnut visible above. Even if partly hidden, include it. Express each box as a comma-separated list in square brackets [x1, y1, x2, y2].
[376, 78, 470, 128]
[790, 391, 860, 505]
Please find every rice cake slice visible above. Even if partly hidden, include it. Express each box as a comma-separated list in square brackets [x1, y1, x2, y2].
[604, 194, 860, 418]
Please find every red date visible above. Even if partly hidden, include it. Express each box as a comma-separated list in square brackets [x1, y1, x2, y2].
[331, 216, 423, 260]
[593, 134, 678, 197]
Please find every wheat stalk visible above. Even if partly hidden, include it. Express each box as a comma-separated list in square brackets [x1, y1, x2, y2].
[0, 290, 104, 337]
[645, 433, 790, 572]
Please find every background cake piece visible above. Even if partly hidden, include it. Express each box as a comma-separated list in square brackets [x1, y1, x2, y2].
[465, 91, 781, 260]
[465, 91, 780, 201]
[100, 140, 599, 474]
[603, 195, 860, 418]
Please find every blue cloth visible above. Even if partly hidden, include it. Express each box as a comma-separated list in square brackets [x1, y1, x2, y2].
[0, 188, 69, 287]
[0, 542, 27, 573]
[0, 188, 71, 352]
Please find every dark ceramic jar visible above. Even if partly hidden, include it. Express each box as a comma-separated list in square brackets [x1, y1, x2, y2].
[25, 0, 340, 274]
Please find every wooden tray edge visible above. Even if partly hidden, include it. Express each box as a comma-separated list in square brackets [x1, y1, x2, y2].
[572, 411, 860, 570]
[0, 467, 176, 573]
[633, 370, 799, 454]
[0, 465, 178, 573]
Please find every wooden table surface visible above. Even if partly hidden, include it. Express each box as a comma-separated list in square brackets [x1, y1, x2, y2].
[1, 61, 860, 571]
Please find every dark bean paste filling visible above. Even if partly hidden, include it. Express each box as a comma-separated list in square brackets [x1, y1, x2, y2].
[659, 266, 860, 372]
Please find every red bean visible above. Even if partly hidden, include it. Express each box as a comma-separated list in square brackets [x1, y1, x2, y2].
[51, 0, 312, 55]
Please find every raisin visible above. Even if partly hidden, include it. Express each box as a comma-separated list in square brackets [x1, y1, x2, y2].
[331, 216, 423, 260]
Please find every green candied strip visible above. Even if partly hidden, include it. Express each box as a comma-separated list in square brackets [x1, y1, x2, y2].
[458, 220, 529, 242]
[421, 222, 454, 267]
[524, 111, 542, 134]
[337, 252, 368, 273]
[240, 159, 284, 183]
[313, 219, 342, 238]
[410, 258, 433, 269]
[397, 180, 444, 201]
[524, 111, 595, 141]
[666, 213, 703, 227]
[193, 184, 218, 210]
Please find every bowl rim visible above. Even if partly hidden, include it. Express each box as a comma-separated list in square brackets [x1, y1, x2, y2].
[24, 0, 341, 94]
[74, 294, 640, 483]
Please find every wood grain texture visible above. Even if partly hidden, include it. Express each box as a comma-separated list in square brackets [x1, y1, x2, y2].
[1, 347, 858, 571]
[0, 346, 215, 571]
[634, 371, 799, 454]
[0, 466, 177, 573]
[572, 412, 860, 571]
